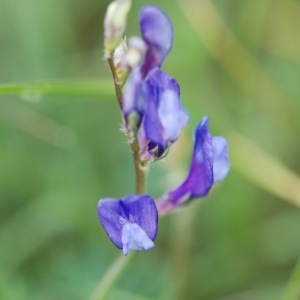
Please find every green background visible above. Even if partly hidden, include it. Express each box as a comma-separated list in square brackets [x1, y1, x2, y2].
[1, 0, 300, 299]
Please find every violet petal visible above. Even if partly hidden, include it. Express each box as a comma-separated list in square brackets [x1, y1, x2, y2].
[212, 136, 230, 182]
[97, 195, 158, 254]
[139, 6, 173, 76]
[97, 198, 124, 249]
[142, 68, 189, 152]
[158, 90, 190, 142]
[188, 117, 214, 197]
[122, 223, 155, 255]
[122, 194, 158, 240]
[123, 67, 145, 122]
[169, 117, 214, 204]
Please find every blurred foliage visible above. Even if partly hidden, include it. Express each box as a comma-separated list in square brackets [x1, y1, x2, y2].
[1, 0, 300, 299]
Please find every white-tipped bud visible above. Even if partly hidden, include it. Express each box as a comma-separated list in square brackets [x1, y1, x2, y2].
[125, 37, 147, 69]
[104, 0, 132, 58]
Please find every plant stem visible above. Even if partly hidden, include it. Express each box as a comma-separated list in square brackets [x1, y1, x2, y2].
[0, 80, 114, 98]
[90, 54, 148, 300]
[130, 138, 148, 195]
[107, 57, 123, 110]
[106, 55, 147, 195]
[89, 253, 134, 300]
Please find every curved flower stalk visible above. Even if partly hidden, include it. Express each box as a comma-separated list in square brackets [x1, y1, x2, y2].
[156, 117, 230, 216]
[98, 195, 158, 255]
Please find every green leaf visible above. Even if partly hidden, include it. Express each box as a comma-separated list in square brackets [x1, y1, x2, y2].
[0, 80, 115, 99]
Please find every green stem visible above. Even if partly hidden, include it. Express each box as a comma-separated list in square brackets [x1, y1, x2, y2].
[107, 57, 123, 110]
[0, 80, 114, 98]
[135, 160, 147, 195]
[130, 138, 148, 195]
[106, 55, 147, 195]
[89, 253, 134, 300]
[90, 54, 148, 300]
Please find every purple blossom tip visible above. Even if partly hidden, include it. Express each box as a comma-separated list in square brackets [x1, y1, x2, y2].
[122, 6, 180, 139]
[174, 117, 214, 201]
[139, 68, 189, 159]
[97, 194, 158, 255]
[212, 136, 230, 182]
[123, 67, 144, 124]
[139, 6, 173, 75]
[159, 117, 229, 211]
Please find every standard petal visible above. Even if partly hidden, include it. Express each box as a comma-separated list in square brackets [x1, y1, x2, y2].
[158, 89, 189, 142]
[144, 62, 179, 95]
[142, 68, 188, 152]
[122, 194, 158, 241]
[212, 136, 230, 182]
[139, 6, 173, 76]
[185, 117, 214, 197]
[168, 117, 214, 205]
[123, 67, 145, 123]
[156, 118, 230, 215]
[97, 198, 125, 249]
[142, 76, 164, 148]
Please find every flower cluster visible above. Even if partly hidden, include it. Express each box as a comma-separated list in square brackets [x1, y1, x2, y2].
[97, 1, 230, 255]
[122, 6, 189, 162]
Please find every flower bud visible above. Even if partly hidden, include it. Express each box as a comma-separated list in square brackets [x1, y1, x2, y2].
[104, 0, 132, 58]
[125, 37, 147, 69]
[113, 39, 128, 85]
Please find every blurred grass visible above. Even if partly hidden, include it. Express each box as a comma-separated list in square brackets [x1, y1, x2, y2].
[1, 0, 300, 299]
[0, 80, 114, 98]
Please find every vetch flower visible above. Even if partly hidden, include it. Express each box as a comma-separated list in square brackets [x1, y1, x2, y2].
[139, 5, 173, 77]
[97, 194, 158, 255]
[121, 6, 188, 161]
[138, 68, 189, 161]
[156, 117, 230, 215]
[123, 5, 174, 127]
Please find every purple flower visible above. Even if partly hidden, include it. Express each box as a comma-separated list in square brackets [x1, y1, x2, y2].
[212, 136, 230, 182]
[138, 68, 189, 160]
[123, 5, 174, 127]
[122, 6, 189, 160]
[139, 5, 173, 77]
[156, 117, 230, 215]
[97, 194, 158, 255]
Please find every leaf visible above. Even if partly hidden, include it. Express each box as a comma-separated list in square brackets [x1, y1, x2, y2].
[0, 80, 115, 99]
